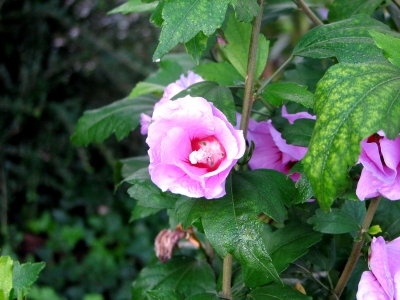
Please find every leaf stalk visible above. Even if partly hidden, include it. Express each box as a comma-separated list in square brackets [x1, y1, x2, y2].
[256, 55, 294, 95]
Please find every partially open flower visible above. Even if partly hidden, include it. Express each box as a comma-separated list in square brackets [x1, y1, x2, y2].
[357, 132, 400, 201]
[247, 106, 315, 180]
[146, 96, 245, 199]
[357, 236, 400, 299]
[140, 71, 204, 135]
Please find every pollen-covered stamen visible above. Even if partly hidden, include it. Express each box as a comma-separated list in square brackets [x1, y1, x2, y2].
[189, 136, 226, 171]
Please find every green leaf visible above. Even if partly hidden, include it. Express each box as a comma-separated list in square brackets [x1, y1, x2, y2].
[341, 200, 366, 227]
[233, 170, 295, 221]
[372, 199, 400, 238]
[247, 284, 312, 300]
[150, 1, 164, 27]
[205, 215, 281, 285]
[230, 0, 259, 22]
[294, 178, 314, 204]
[303, 62, 400, 211]
[130, 205, 161, 222]
[131, 256, 216, 300]
[281, 119, 315, 147]
[223, 13, 269, 78]
[328, 0, 383, 22]
[293, 14, 391, 63]
[171, 81, 237, 125]
[282, 60, 329, 93]
[12, 261, 46, 298]
[120, 156, 150, 178]
[262, 0, 298, 25]
[262, 82, 314, 108]
[146, 290, 185, 300]
[184, 32, 209, 65]
[369, 30, 400, 68]
[0, 256, 13, 300]
[185, 293, 220, 300]
[193, 62, 244, 86]
[125, 168, 177, 209]
[108, 0, 158, 14]
[71, 94, 158, 146]
[129, 82, 165, 98]
[202, 171, 296, 284]
[129, 53, 198, 98]
[304, 236, 336, 271]
[243, 223, 322, 287]
[308, 209, 360, 234]
[176, 170, 295, 230]
[368, 224, 382, 235]
[175, 196, 207, 229]
[153, 0, 230, 61]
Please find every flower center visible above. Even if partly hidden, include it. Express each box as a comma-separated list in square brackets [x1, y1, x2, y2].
[189, 136, 226, 171]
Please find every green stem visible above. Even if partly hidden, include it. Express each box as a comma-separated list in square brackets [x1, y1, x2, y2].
[294, 0, 323, 26]
[330, 196, 382, 299]
[256, 55, 294, 95]
[17, 290, 23, 300]
[222, 253, 233, 299]
[240, 0, 265, 138]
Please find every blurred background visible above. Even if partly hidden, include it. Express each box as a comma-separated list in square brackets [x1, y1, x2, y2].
[0, 0, 168, 299]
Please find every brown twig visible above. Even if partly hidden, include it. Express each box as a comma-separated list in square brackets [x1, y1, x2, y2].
[330, 196, 382, 299]
[239, 0, 265, 138]
[294, 0, 323, 26]
[223, 1, 265, 298]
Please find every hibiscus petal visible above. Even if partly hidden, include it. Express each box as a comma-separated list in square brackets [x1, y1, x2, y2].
[357, 271, 390, 300]
[386, 236, 400, 288]
[247, 121, 283, 171]
[140, 113, 152, 135]
[356, 167, 400, 201]
[360, 140, 397, 183]
[268, 122, 308, 161]
[356, 169, 383, 200]
[380, 137, 400, 179]
[281, 106, 316, 124]
[377, 172, 400, 200]
[370, 236, 394, 299]
[151, 163, 205, 198]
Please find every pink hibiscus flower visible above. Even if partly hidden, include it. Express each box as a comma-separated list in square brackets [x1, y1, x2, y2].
[247, 106, 315, 180]
[356, 132, 400, 201]
[146, 96, 245, 199]
[140, 71, 204, 135]
[357, 236, 400, 299]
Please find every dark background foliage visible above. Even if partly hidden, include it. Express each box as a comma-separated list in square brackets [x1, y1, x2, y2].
[0, 0, 167, 299]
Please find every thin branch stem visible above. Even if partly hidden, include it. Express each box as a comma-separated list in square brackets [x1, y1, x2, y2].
[240, 0, 265, 138]
[330, 196, 382, 299]
[294, 0, 323, 26]
[256, 55, 294, 95]
[222, 253, 233, 299]
[393, 0, 400, 10]
[294, 262, 330, 292]
[225, 2, 265, 298]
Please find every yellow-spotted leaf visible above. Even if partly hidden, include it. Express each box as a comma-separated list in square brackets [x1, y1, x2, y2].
[293, 14, 391, 64]
[304, 62, 400, 212]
